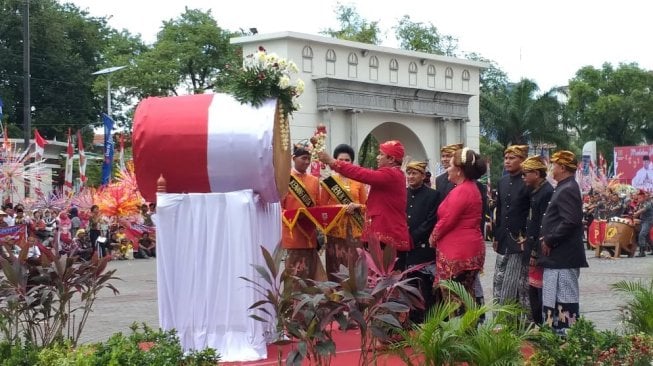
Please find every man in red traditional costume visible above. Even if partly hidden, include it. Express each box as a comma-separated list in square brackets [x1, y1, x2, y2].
[281, 143, 327, 281]
[318, 140, 410, 270]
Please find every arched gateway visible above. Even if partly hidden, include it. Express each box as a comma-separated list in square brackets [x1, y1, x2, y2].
[232, 32, 487, 172]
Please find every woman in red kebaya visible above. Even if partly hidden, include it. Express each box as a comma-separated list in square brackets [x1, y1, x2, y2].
[318, 140, 410, 270]
[429, 147, 487, 299]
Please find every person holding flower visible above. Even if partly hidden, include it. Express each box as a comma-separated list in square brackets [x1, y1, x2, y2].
[320, 143, 368, 281]
[318, 140, 410, 270]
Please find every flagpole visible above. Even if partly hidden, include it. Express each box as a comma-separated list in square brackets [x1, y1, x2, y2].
[22, 0, 30, 148]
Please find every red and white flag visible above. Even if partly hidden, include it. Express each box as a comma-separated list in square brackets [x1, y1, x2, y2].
[34, 128, 47, 159]
[64, 129, 74, 195]
[77, 130, 87, 185]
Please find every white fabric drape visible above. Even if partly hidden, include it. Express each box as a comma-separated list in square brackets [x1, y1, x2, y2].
[156, 190, 280, 361]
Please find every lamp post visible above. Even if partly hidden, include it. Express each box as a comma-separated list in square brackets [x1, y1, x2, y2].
[92, 66, 127, 118]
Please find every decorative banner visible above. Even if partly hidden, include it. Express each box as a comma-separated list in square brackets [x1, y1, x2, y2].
[614, 145, 653, 191]
[121, 220, 156, 243]
[64, 129, 74, 196]
[281, 205, 347, 237]
[77, 130, 87, 185]
[0, 224, 26, 244]
[101, 113, 115, 185]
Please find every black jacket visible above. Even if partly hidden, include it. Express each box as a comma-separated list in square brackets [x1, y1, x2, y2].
[406, 184, 440, 265]
[495, 172, 531, 254]
[538, 176, 589, 269]
[523, 180, 554, 263]
[435, 172, 455, 199]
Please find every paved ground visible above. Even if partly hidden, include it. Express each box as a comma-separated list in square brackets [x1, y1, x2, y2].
[80, 244, 653, 344]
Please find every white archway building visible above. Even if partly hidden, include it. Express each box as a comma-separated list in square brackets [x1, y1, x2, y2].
[232, 32, 487, 171]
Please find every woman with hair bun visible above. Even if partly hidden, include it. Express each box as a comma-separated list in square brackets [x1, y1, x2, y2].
[429, 147, 487, 301]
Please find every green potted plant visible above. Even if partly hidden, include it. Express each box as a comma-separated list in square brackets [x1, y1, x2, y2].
[392, 280, 532, 366]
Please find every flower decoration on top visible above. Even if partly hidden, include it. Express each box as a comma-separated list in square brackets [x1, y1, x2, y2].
[309, 123, 327, 161]
[228, 46, 305, 151]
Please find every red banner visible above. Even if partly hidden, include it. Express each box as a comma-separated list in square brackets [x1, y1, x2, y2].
[614, 145, 653, 191]
[0, 225, 26, 244]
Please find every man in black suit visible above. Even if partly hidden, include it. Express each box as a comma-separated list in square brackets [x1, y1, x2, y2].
[539, 150, 588, 334]
[520, 155, 554, 324]
[405, 161, 440, 323]
[493, 145, 531, 307]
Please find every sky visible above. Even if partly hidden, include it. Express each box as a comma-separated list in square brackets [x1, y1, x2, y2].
[68, 0, 652, 91]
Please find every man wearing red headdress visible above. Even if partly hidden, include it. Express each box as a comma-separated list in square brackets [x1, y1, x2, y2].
[318, 140, 410, 270]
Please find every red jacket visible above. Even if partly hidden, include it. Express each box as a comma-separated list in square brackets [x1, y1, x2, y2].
[331, 161, 410, 251]
[431, 180, 485, 264]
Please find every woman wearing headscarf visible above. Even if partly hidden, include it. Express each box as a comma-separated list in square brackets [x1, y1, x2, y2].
[320, 143, 368, 281]
[429, 147, 487, 300]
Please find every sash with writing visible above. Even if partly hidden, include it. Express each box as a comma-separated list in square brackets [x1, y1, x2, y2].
[321, 175, 364, 230]
[289, 175, 315, 208]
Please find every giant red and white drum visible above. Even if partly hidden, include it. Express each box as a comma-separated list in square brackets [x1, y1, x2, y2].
[132, 94, 291, 203]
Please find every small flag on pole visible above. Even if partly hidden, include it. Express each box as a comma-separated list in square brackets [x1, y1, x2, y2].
[64, 129, 74, 195]
[34, 129, 47, 159]
[119, 133, 125, 171]
[77, 130, 87, 185]
[101, 113, 114, 185]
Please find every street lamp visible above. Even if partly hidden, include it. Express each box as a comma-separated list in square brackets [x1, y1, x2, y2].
[92, 65, 127, 118]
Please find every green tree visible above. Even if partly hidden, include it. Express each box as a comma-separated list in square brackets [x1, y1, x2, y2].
[479, 135, 505, 191]
[321, 3, 382, 45]
[109, 7, 241, 100]
[91, 28, 148, 129]
[0, 0, 110, 140]
[566, 62, 653, 150]
[465, 52, 509, 93]
[393, 15, 458, 56]
[481, 79, 568, 149]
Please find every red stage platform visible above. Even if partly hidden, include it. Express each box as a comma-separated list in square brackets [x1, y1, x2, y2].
[221, 327, 406, 366]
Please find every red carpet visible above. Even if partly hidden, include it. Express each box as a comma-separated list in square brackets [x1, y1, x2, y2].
[220, 328, 536, 365]
[221, 327, 407, 366]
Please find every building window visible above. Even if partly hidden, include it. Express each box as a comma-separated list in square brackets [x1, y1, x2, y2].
[326, 49, 336, 75]
[408, 61, 418, 86]
[389, 58, 399, 83]
[348, 52, 358, 78]
[445, 67, 454, 90]
[302, 46, 313, 73]
[369, 56, 379, 81]
[462, 69, 470, 91]
[427, 64, 436, 88]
